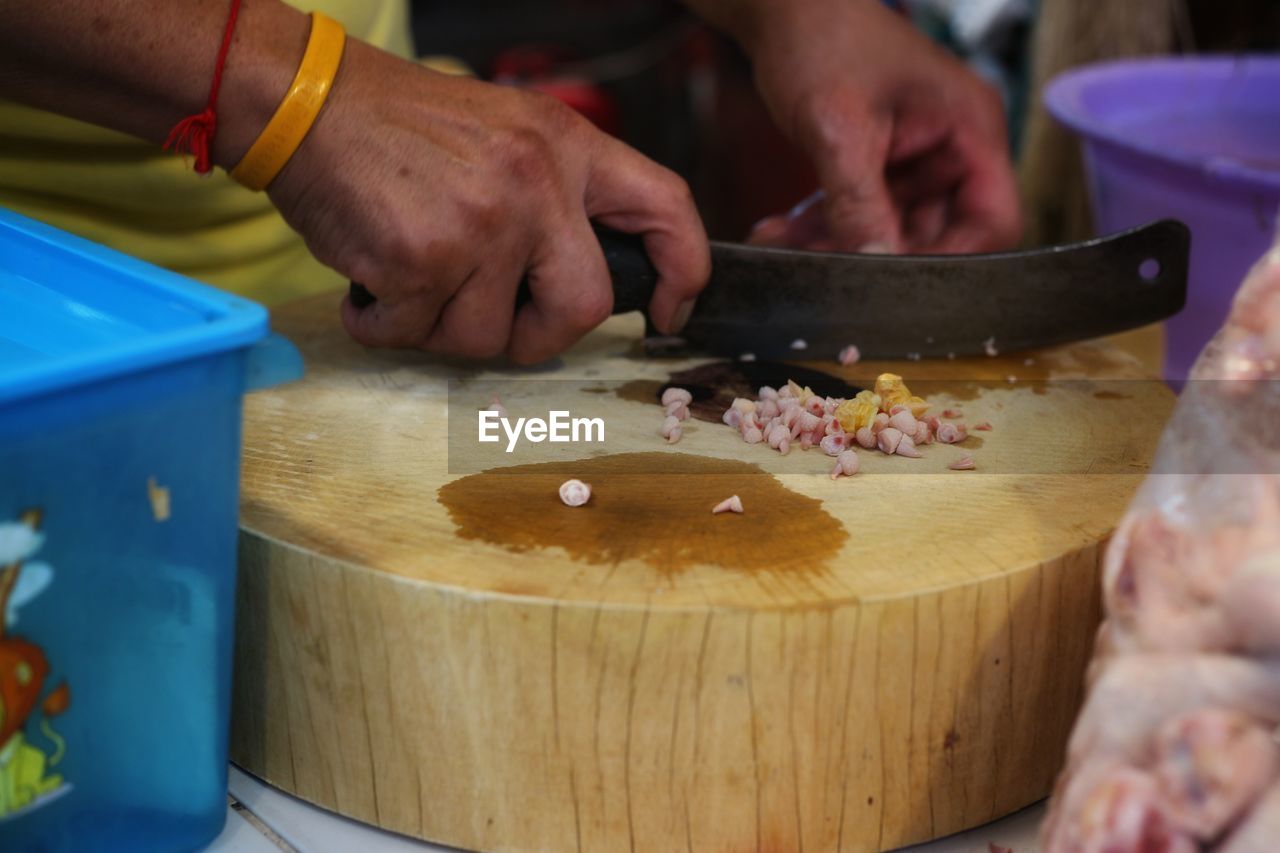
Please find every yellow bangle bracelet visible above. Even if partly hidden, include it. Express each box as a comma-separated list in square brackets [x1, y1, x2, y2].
[230, 12, 345, 191]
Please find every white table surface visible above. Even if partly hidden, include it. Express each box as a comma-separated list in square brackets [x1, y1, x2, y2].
[211, 764, 1044, 852]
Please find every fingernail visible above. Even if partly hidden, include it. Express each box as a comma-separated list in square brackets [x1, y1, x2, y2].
[670, 299, 696, 334]
[856, 241, 894, 255]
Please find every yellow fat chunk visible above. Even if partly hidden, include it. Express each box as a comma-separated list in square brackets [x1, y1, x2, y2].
[835, 395, 879, 432]
[857, 390, 882, 408]
[787, 379, 817, 404]
[873, 373, 929, 416]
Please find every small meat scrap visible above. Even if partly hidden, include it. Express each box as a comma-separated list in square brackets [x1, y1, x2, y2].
[820, 433, 849, 456]
[877, 427, 904, 455]
[767, 426, 791, 455]
[988, 844, 1012, 853]
[913, 420, 933, 445]
[974, 421, 993, 431]
[712, 494, 744, 514]
[984, 337, 999, 357]
[661, 415, 683, 444]
[559, 479, 592, 507]
[830, 449, 860, 480]
[888, 409, 918, 435]
[936, 422, 967, 444]
[838, 345, 861, 366]
[942, 408, 963, 419]
[790, 338, 808, 351]
[665, 400, 689, 420]
[661, 387, 693, 407]
[949, 455, 976, 471]
[895, 435, 921, 458]
[486, 396, 508, 419]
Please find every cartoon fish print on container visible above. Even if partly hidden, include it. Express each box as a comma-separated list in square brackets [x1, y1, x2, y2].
[0, 509, 72, 821]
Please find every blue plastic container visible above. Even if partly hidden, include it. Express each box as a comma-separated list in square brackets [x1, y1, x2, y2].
[0, 207, 301, 852]
[1045, 56, 1280, 380]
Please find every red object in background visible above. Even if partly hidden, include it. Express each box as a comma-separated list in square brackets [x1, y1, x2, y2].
[685, 30, 817, 240]
[528, 78, 620, 135]
[492, 47, 621, 135]
[487, 25, 819, 242]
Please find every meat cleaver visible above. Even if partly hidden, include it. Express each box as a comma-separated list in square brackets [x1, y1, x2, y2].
[348, 219, 1188, 359]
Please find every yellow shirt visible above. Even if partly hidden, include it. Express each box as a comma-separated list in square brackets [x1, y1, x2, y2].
[0, 1, 412, 306]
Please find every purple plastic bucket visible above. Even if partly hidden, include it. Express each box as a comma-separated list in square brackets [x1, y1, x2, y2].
[1045, 56, 1280, 380]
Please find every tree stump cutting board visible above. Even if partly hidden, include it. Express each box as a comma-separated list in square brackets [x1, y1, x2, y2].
[230, 292, 1174, 852]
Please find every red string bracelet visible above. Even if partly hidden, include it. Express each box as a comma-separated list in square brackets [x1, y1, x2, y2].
[164, 0, 243, 174]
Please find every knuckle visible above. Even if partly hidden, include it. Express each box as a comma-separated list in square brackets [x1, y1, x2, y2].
[573, 285, 614, 329]
[457, 193, 505, 238]
[529, 90, 579, 131]
[375, 219, 429, 270]
[495, 125, 558, 187]
[795, 83, 869, 152]
[825, 188, 875, 222]
[658, 168, 695, 211]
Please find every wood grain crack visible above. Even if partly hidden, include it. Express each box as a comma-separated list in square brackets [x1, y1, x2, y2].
[625, 607, 651, 853]
[745, 612, 762, 853]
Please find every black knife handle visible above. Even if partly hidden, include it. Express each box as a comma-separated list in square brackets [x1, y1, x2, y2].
[347, 225, 659, 315]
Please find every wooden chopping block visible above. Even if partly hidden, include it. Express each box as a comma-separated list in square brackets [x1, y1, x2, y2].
[230, 292, 1174, 852]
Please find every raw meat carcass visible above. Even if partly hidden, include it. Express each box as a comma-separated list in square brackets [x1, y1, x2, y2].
[1043, 244, 1280, 852]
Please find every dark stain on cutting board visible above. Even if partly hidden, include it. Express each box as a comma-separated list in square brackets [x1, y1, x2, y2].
[617, 360, 863, 424]
[438, 451, 846, 574]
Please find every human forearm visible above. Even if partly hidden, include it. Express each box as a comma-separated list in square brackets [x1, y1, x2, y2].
[0, 0, 712, 361]
[0, 0, 308, 168]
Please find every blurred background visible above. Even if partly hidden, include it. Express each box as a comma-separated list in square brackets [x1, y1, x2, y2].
[407, 0, 1280, 247]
